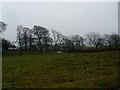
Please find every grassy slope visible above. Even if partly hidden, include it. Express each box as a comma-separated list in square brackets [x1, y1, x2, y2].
[2, 51, 119, 88]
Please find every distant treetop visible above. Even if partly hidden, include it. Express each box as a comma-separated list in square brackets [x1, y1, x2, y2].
[0, 21, 7, 33]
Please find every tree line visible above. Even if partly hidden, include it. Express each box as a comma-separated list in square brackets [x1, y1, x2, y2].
[15, 25, 120, 52]
[1, 21, 120, 53]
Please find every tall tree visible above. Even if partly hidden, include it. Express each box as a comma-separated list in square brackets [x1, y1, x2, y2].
[110, 33, 120, 49]
[71, 35, 84, 51]
[42, 36, 53, 51]
[0, 21, 7, 49]
[60, 35, 73, 51]
[33, 25, 49, 52]
[103, 34, 113, 48]
[85, 32, 102, 48]
[28, 29, 34, 50]
[17, 25, 24, 51]
[22, 27, 30, 51]
[42, 29, 50, 51]
[51, 30, 64, 51]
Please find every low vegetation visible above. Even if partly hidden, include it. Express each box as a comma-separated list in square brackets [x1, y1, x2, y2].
[2, 51, 119, 88]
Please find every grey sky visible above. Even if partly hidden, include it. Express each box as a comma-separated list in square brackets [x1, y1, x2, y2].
[1, 2, 118, 42]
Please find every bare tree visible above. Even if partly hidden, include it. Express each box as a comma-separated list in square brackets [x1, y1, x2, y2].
[71, 35, 84, 51]
[17, 25, 24, 51]
[17, 25, 31, 51]
[51, 30, 63, 51]
[22, 27, 30, 51]
[85, 32, 102, 48]
[33, 25, 49, 52]
[104, 33, 120, 49]
[28, 29, 34, 50]
[0, 21, 7, 33]
[60, 35, 74, 51]
[42, 36, 53, 51]
[110, 33, 120, 49]
[52, 30, 60, 44]
[0, 21, 7, 48]
[103, 34, 113, 48]
[42, 30, 50, 52]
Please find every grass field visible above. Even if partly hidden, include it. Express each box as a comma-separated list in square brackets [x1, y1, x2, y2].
[2, 51, 119, 88]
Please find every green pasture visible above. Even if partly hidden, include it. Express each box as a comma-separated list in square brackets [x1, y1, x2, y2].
[2, 51, 119, 88]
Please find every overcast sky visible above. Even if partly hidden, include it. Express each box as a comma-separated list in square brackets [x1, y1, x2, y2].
[1, 2, 118, 42]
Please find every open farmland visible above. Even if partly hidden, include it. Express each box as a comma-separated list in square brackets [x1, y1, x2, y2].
[2, 51, 119, 88]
